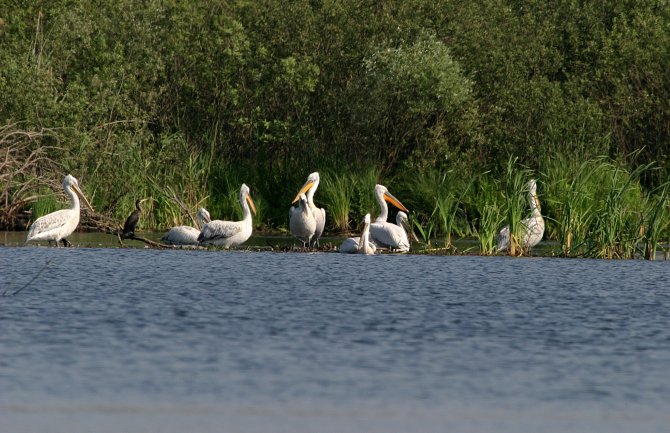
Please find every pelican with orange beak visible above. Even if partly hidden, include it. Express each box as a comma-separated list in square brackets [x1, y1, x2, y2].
[290, 172, 326, 247]
[25, 174, 94, 247]
[198, 184, 257, 248]
[369, 184, 410, 252]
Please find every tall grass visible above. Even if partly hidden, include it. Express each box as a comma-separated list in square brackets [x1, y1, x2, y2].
[320, 171, 354, 232]
[469, 175, 502, 255]
[585, 163, 649, 259]
[500, 157, 532, 256]
[400, 168, 470, 250]
[643, 183, 670, 260]
[542, 156, 600, 257]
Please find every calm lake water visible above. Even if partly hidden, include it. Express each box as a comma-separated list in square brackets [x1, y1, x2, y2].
[1, 239, 669, 432]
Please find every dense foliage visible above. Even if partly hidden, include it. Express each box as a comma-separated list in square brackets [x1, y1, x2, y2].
[1, 0, 670, 239]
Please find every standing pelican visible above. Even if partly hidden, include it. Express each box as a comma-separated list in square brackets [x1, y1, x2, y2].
[121, 198, 149, 239]
[291, 172, 326, 247]
[289, 193, 316, 248]
[339, 213, 376, 254]
[198, 184, 257, 248]
[497, 179, 545, 253]
[369, 184, 410, 252]
[25, 174, 93, 247]
[161, 207, 211, 245]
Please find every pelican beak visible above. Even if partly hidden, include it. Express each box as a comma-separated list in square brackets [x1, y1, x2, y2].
[73, 184, 94, 212]
[246, 194, 257, 216]
[291, 181, 315, 204]
[383, 191, 409, 212]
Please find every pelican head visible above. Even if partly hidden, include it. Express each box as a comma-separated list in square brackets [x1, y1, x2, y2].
[396, 211, 409, 227]
[527, 179, 540, 212]
[292, 172, 320, 204]
[358, 213, 375, 254]
[375, 184, 409, 212]
[64, 174, 94, 211]
[197, 207, 211, 225]
[298, 193, 311, 213]
[240, 183, 257, 216]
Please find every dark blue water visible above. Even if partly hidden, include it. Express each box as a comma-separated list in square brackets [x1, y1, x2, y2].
[1, 247, 669, 433]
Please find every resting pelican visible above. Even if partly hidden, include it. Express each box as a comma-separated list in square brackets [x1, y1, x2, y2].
[198, 184, 257, 248]
[161, 207, 211, 245]
[121, 198, 149, 239]
[497, 179, 545, 253]
[291, 172, 326, 247]
[289, 193, 316, 248]
[369, 184, 410, 252]
[339, 213, 376, 254]
[25, 174, 93, 247]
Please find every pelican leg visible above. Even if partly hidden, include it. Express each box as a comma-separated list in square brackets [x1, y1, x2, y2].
[62, 238, 71, 247]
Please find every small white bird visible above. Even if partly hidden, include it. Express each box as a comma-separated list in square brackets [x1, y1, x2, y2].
[198, 184, 257, 248]
[161, 207, 212, 245]
[289, 193, 316, 248]
[497, 179, 545, 254]
[369, 184, 410, 252]
[339, 213, 376, 254]
[291, 172, 326, 247]
[25, 174, 94, 247]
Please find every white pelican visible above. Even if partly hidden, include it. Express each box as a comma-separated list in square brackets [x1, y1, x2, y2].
[339, 213, 376, 254]
[291, 172, 326, 247]
[497, 179, 545, 253]
[25, 174, 93, 247]
[369, 184, 410, 252]
[289, 193, 316, 248]
[198, 184, 257, 248]
[161, 207, 211, 245]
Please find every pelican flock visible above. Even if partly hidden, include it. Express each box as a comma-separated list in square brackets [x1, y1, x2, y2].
[497, 179, 545, 253]
[290, 172, 326, 247]
[20, 172, 550, 255]
[369, 184, 411, 252]
[161, 207, 211, 245]
[198, 184, 256, 248]
[25, 174, 93, 247]
[339, 213, 376, 254]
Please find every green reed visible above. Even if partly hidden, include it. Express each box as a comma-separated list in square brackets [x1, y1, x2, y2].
[320, 170, 354, 232]
[400, 168, 470, 250]
[469, 175, 502, 255]
[585, 163, 649, 259]
[642, 182, 669, 260]
[542, 155, 601, 257]
[501, 157, 532, 256]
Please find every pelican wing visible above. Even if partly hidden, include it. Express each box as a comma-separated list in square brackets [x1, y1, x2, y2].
[162, 225, 200, 245]
[369, 222, 409, 252]
[497, 225, 510, 252]
[198, 220, 243, 243]
[522, 216, 545, 248]
[27, 209, 73, 240]
[339, 237, 360, 253]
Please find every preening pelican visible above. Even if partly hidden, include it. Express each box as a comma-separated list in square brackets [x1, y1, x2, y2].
[369, 184, 410, 252]
[25, 174, 93, 247]
[121, 198, 149, 239]
[291, 172, 326, 247]
[339, 213, 376, 254]
[198, 184, 256, 248]
[161, 207, 211, 245]
[497, 179, 545, 253]
[289, 193, 316, 248]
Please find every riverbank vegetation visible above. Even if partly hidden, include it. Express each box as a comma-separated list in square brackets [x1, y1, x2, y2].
[1, 1, 670, 258]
